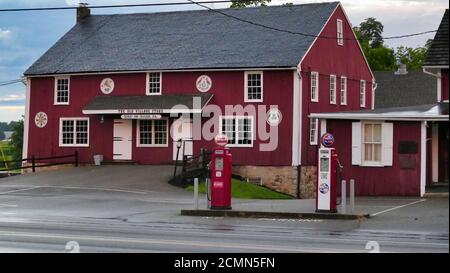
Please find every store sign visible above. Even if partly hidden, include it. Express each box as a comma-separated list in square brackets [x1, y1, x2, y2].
[118, 109, 163, 114]
[321, 133, 335, 147]
[121, 114, 162, 120]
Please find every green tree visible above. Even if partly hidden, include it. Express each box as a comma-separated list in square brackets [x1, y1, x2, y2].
[0, 131, 5, 141]
[395, 46, 428, 70]
[231, 0, 271, 8]
[359, 17, 384, 48]
[10, 119, 23, 161]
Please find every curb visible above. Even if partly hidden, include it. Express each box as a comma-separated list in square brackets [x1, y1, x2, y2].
[181, 209, 369, 221]
[423, 192, 449, 198]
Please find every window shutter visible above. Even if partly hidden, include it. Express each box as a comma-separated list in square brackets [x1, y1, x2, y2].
[382, 122, 394, 166]
[352, 122, 362, 165]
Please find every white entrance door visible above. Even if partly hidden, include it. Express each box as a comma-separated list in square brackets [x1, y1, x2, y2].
[172, 118, 193, 161]
[113, 119, 132, 160]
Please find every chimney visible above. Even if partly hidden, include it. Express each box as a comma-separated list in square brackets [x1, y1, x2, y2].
[394, 60, 408, 75]
[77, 3, 90, 23]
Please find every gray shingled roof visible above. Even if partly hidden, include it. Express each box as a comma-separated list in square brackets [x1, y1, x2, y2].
[82, 93, 213, 113]
[374, 70, 437, 109]
[424, 9, 449, 67]
[24, 2, 339, 76]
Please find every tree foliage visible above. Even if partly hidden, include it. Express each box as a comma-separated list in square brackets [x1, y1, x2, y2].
[10, 119, 23, 161]
[359, 17, 384, 48]
[231, 0, 271, 8]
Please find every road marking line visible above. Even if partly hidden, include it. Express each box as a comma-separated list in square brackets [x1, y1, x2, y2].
[371, 199, 427, 216]
[0, 204, 17, 208]
[0, 230, 363, 253]
[0, 187, 41, 195]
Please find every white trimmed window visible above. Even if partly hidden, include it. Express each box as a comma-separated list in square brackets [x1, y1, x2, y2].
[337, 19, 344, 46]
[309, 118, 319, 145]
[330, 75, 337, 104]
[340, 76, 347, 105]
[54, 77, 70, 105]
[59, 118, 89, 147]
[137, 119, 168, 147]
[245, 71, 263, 102]
[219, 116, 253, 147]
[311, 72, 319, 102]
[360, 80, 366, 108]
[146, 72, 162, 95]
[363, 123, 382, 164]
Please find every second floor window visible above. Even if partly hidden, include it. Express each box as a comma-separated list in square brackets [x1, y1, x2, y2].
[311, 72, 319, 102]
[340, 76, 347, 105]
[330, 75, 337, 104]
[245, 72, 263, 102]
[55, 77, 70, 105]
[147, 72, 162, 95]
[360, 80, 366, 108]
[337, 19, 344, 46]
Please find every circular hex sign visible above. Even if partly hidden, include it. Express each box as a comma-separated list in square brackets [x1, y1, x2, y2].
[100, 78, 115, 94]
[35, 112, 48, 128]
[321, 133, 335, 147]
[196, 75, 212, 93]
[266, 108, 282, 126]
[214, 134, 229, 147]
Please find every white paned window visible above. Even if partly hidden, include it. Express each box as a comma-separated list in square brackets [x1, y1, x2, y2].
[330, 75, 337, 104]
[138, 119, 168, 147]
[219, 116, 253, 147]
[245, 72, 263, 102]
[337, 19, 344, 46]
[55, 77, 70, 105]
[59, 118, 89, 147]
[310, 118, 319, 145]
[340, 76, 347, 105]
[363, 123, 382, 164]
[311, 72, 319, 102]
[360, 80, 366, 108]
[147, 72, 162, 95]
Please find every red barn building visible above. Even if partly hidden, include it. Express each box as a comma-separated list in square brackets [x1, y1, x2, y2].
[23, 2, 374, 198]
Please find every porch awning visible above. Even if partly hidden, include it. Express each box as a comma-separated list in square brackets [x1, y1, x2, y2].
[310, 103, 449, 121]
[82, 93, 213, 115]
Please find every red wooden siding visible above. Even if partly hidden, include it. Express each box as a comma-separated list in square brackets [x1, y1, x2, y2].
[441, 69, 449, 101]
[27, 70, 294, 166]
[326, 120, 422, 196]
[300, 5, 374, 165]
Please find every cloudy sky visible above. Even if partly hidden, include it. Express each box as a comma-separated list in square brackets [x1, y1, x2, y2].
[0, 0, 448, 122]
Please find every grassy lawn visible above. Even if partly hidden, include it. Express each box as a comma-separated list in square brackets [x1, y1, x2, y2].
[0, 141, 18, 172]
[186, 179, 293, 200]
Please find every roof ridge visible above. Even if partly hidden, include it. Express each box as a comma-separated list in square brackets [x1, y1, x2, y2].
[88, 1, 340, 17]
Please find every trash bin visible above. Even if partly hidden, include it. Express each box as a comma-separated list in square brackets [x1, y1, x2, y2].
[93, 155, 104, 166]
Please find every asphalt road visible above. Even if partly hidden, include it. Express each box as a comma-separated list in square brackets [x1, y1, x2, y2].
[0, 166, 448, 253]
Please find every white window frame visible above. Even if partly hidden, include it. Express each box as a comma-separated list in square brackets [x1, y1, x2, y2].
[219, 116, 254, 147]
[54, 77, 70, 105]
[309, 118, 319, 145]
[146, 72, 162, 95]
[362, 122, 383, 167]
[337, 19, 344, 46]
[311, 71, 319, 102]
[137, 118, 169, 147]
[340, 76, 347, 105]
[244, 71, 263, 103]
[360, 80, 366, 108]
[330, 75, 337, 104]
[59, 117, 89, 147]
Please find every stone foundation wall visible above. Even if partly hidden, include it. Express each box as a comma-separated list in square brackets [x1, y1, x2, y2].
[299, 166, 317, 199]
[233, 165, 298, 197]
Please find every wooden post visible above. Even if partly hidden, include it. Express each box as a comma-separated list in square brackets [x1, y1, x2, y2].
[75, 151, 79, 167]
[31, 155, 36, 173]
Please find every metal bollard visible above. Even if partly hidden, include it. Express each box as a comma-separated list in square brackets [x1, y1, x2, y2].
[194, 178, 199, 210]
[341, 180, 346, 214]
[350, 179, 355, 214]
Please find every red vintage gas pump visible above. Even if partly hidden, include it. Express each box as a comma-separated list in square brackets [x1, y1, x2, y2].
[316, 133, 341, 213]
[209, 135, 232, 210]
